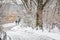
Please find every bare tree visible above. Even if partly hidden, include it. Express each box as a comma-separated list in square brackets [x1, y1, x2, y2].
[11, 0, 49, 28]
[36, 0, 49, 31]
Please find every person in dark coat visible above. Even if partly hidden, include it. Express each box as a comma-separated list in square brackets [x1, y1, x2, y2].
[0, 38, 1, 40]
[15, 16, 21, 25]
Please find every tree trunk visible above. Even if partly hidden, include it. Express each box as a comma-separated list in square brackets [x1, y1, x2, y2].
[36, 0, 43, 28]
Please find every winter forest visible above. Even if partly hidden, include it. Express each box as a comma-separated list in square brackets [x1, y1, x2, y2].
[0, 0, 60, 40]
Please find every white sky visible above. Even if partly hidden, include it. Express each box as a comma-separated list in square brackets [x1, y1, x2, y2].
[0, 0, 22, 4]
[17, 0, 22, 4]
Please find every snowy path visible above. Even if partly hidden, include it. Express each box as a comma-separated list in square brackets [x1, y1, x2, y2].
[2, 23, 60, 40]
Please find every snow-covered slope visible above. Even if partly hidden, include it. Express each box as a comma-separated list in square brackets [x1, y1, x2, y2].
[2, 23, 60, 40]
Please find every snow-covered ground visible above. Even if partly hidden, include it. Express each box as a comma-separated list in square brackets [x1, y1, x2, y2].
[2, 22, 60, 40]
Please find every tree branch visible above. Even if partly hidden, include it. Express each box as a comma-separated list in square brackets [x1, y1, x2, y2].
[42, 0, 49, 9]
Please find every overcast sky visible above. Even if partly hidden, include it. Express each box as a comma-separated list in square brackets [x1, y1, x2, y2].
[0, 0, 22, 4]
[17, 0, 22, 4]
